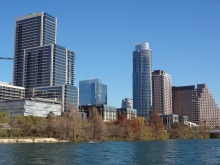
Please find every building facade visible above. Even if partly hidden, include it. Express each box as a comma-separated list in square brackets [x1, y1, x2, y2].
[172, 86, 200, 124]
[78, 104, 117, 121]
[29, 84, 78, 111]
[160, 114, 179, 128]
[13, 12, 57, 87]
[0, 99, 61, 118]
[117, 108, 137, 120]
[197, 84, 220, 128]
[23, 44, 75, 88]
[0, 82, 25, 102]
[79, 79, 107, 105]
[121, 98, 133, 109]
[133, 42, 152, 116]
[152, 70, 172, 114]
[11, 12, 78, 112]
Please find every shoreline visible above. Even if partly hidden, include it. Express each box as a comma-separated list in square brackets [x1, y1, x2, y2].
[0, 138, 64, 143]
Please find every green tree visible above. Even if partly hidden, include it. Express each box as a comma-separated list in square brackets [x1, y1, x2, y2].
[0, 111, 10, 123]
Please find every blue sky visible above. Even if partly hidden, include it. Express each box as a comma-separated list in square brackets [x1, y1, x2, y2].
[0, 0, 220, 108]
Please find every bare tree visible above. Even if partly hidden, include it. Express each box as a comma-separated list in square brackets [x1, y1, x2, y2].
[88, 107, 106, 141]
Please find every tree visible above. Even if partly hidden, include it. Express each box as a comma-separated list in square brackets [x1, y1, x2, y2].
[149, 109, 164, 140]
[68, 112, 82, 141]
[117, 114, 127, 124]
[0, 111, 10, 123]
[87, 107, 106, 141]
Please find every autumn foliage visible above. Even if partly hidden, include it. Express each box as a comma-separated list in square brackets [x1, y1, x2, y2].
[0, 108, 210, 141]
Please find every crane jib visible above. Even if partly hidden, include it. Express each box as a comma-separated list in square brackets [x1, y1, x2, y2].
[0, 57, 14, 60]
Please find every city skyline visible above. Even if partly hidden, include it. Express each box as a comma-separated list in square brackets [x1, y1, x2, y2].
[0, 1, 219, 108]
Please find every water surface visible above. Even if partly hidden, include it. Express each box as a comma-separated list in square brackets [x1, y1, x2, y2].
[0, 139, 220, 165]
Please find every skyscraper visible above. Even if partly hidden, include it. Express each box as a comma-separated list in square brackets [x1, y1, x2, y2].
[152, 70, 172, 114]
[13, 12, 57, 87]
[172, 86, 199, 124]
[197, 84, 220, 128]
[133, 42, 152, 116]
[23, 44, 75, 88]
[12, 12, 78, 111]
[79, 79, 107, 105]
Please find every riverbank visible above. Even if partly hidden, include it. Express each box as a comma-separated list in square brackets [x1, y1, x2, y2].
[0, 138, 62, 143]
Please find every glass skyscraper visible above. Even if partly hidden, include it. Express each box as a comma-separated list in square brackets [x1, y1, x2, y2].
[133, 42, 152, 116]
[79, 79, 107, 105]
[12, 12, 78, 110]
[13, 12, 56, 87]
[24, 44, 75, 88]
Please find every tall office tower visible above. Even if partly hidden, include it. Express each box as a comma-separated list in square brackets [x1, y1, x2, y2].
[121, 98, 133, 109]
[79, 79, 107, 105]
[133, 42, 152, 116]
[23, 44, 75, 88]
[152, 70, 172, 114]
[13, 12, 56, 87]
[197, 84, 220, 128]
[172, 86, 200, 124]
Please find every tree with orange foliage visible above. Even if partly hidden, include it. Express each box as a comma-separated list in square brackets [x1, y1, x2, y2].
[117, 114, 127, 124]
[149, 109, 164, 140]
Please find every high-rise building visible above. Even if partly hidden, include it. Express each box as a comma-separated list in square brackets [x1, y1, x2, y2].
[13, 12, 57, 87]
[121, 98, 133, 109]
[102, 84, 107, 105]
[172, 84, 220, 128]
[172, 86, 199, 124]
[152, 70, 172, 114]
[79, 79, 107, 105]
[133, 42, 152, 116]
[197, 84, 220, 128]
[11, 12, 78, 111]
[23, 44, 75, 88]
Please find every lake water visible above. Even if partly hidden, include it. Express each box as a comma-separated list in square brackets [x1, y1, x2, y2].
[0, 139, 220, 165]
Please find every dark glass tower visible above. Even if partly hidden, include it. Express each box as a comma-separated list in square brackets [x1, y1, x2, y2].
[23, 44, 75, 88]
[13, 12, 78, 110]
[133, 42, 152, 116]
[13, 12, 56, 87]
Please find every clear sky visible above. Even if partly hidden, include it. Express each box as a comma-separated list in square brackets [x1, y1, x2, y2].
[0, 0, 219, 108]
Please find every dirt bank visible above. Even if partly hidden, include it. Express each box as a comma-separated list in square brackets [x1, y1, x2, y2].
[0, 138, 60, 143]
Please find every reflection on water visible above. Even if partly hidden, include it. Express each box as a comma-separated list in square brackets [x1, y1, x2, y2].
[0, 139, 220, 164]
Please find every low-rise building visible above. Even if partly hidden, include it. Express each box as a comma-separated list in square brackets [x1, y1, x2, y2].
[117, 108, 137, 119]
[179, 116, 188, 125]
[79, 104, 117, 122]
[160, 114, 179, 128]
[0, 99, 61, 118]
[0, 82, 25, 102]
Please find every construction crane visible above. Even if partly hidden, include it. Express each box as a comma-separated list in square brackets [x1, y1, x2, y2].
[0, 57, 13, 60]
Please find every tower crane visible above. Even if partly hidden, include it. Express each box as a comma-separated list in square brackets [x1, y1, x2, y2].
[0, 57, 13, 60]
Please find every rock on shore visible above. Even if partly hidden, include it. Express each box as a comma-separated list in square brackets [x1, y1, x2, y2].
[0, 138, 59, 143]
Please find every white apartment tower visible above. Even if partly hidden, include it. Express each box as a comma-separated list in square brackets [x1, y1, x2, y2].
[121, 98, 133, 109]
[152, 70, 172, 114]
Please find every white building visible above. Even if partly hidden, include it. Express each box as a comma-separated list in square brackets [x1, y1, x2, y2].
[0, 82, 25, 102]
[121, 98, 133, 109]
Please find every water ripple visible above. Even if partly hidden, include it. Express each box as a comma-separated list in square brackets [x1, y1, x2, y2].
[0, 139, 220, 164]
